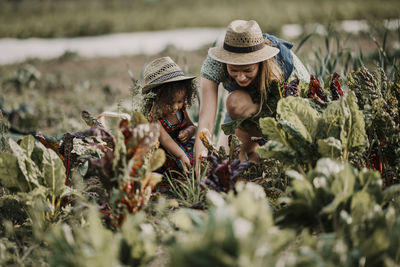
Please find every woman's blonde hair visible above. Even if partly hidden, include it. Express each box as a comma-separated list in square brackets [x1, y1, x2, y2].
[255, 56, 283, 116]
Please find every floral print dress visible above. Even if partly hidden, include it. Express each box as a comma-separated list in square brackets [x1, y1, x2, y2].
[158, 106, 195, 172]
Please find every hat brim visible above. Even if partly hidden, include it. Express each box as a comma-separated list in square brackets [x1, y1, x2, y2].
[142, 75, 195, 93]
[208, 45, 280, 65]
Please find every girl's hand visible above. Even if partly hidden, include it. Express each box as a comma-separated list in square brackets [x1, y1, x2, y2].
[178, 129, 190, 144]
[179, 155, 192, 174]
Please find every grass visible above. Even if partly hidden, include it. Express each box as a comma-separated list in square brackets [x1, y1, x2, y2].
[0, 0, 399, 38]
[164, 169, 206, 208]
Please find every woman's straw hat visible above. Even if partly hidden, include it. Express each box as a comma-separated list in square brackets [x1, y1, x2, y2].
[142, 56, 195, 93]
[208, 20, 280, 65]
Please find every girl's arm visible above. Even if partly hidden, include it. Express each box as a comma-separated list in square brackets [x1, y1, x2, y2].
[178, 108, 196, 143]
[158, 121, 191, 173]
[194, 77, 219, 172]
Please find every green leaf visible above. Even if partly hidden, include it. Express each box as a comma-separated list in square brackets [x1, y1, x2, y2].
[318, 101, 344, 140]
[221, 117, 258, 136]
[279, 120, 318, 162]
[19, 135, 35, 158]
[8, 138, 41, 190]
[382, 184, 400, 203]
[321, 165, 355, 214]
[350, 191, 374, 221]
[149, 148, 165, 171]
[39, 142, 66, 198]
[317, 137, 342, 159]
[292, 178, 315, 205]
[345, 92, 367, 150]
[313, 158, 345, 177]
[256, 140, 297, 165]
[0, 153, 29, 191]
[259, 117, 285, 143]
[276, 96, 320, 143]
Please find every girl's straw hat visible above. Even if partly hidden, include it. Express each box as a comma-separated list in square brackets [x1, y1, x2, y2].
[142, 57, 195, 93]
[208, 20, 280, 65]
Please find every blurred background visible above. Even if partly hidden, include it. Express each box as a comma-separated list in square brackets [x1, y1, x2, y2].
[0, 0, 399, 137]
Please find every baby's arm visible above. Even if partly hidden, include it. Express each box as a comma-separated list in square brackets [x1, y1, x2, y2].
[178, 110, 196, 143]
[158, 121, 191, 173]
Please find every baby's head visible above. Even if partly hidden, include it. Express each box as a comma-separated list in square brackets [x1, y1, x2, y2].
[141, 57, 197, 118]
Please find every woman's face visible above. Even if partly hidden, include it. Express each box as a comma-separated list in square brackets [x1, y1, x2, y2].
[227, 63, 259, 87]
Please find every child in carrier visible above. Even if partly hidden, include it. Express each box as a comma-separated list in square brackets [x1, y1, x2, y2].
[141, 57, 197, 173]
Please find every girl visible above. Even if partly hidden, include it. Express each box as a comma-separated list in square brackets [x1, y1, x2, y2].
[141, 57, 197, 173]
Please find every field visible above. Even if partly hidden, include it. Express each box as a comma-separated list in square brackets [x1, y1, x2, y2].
[0, 0, 399, 38]
[1, 0, 400, 266]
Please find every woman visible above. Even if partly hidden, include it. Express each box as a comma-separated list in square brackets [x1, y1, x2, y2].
[194, 20, 309, 170]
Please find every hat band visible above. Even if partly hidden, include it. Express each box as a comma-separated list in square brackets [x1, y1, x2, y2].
[149, 71, 185, 84]
[223, 42, 265, 53]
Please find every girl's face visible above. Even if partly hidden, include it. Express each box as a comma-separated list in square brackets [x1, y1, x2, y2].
[227, 63, 259, 87]
[162, 89, 185, 115]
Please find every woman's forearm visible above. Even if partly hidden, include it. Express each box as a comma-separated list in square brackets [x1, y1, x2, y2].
[194, 78, 219, 158]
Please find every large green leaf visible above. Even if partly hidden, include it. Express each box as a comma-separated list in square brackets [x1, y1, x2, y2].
[313, 158, 345, 178]
[256, 140, 297, 165]
[317, 137, 342, 159]
[292, 178, 315, 205]
[259, 117, 286, 143]
[276, 96, 320, 143]
[345, 91, 367, 150]
[318, 101, 345, 140]
[321, 166, 355, 214]
[38, 142, 66, 198]
[350, 191, 374, 221]
[279, 120, 319, 162]
[19, 135, 35, 158]
[0, 152, 29, 191]
[8, 138, 41, 190]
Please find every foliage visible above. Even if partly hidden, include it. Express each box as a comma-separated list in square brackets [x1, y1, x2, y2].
[169, 182, 295, 267]
[276, 158, 400, 230]
[164, 169, 206, 209]
[347, 67, 400, 186]
[257, 90, 367, 172]
[275, 158, 400, 266]
[0, 135, 75, 225]
[1, 0, 399, 39]
[0, 21, 399, 266]
[53, 113, 165, 226]
[201, 155, 251, 194]
[46, 205, 161, 267]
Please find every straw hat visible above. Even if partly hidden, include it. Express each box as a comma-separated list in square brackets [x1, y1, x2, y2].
[142, 57, 195, 93]
[208, 20, 280, 65]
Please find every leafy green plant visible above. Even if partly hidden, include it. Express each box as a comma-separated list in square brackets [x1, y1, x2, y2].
[257, 91, 367, 172]
[274, 157, 400, 266]
[275, 158, 400, 232]
[0, 135, 75, 224]
[169, 182, 296, 267]
[347, 67, 400, 186]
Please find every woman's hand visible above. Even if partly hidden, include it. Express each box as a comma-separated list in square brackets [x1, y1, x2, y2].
[179, 154, 192, 174]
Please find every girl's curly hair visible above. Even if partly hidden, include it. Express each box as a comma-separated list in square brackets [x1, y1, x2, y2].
[142, 79, 198, 121]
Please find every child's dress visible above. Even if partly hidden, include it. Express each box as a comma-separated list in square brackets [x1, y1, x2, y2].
[158, 106, 195, 172]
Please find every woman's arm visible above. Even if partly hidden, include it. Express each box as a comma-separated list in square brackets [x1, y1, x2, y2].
[194, 77, 219, 172]
[158, 121, 191, 172]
